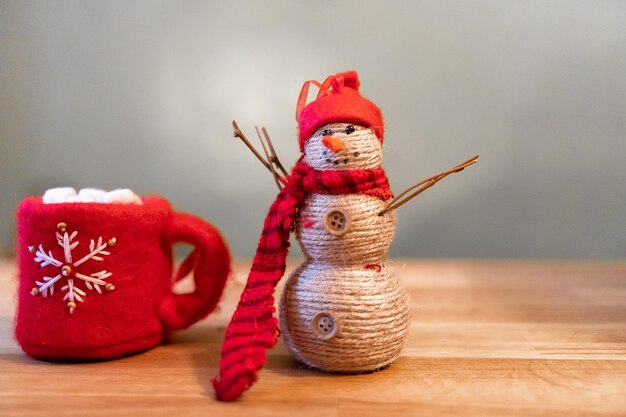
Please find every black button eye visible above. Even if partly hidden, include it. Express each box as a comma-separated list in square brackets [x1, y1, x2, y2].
[344, 125, 355, 135]
[321, 129, 331, 136]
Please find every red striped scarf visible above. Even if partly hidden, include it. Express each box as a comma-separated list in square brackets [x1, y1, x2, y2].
[212, 161, 393, 401]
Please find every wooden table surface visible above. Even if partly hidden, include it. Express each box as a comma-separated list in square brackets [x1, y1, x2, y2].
[0, 258, 625, 416]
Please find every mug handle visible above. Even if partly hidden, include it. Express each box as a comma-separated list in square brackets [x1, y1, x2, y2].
[158, 211, 231, 333]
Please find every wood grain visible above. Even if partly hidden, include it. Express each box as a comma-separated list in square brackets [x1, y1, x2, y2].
[0, 258, 624, 416]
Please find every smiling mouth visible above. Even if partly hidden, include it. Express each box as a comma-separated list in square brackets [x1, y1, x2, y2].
[324, 151, 360, 165]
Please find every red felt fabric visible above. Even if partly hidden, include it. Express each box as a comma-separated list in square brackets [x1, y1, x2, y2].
[298, 71, 384, 151]
[212, 162, 392, 401]
[15, 196, 230, 360]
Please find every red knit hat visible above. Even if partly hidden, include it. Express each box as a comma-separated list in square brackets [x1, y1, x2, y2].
[296, 71, 384, 151]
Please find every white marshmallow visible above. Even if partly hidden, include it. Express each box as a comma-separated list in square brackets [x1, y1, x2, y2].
[101, 189, 142, 205]
[65, 195, 96, 203]
[42, 187, 77, 204]
[42, 187, 142, 204]
[78, 188, 107, 202]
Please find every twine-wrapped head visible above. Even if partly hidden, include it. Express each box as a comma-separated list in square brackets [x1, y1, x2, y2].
[296, 71, 384, 151]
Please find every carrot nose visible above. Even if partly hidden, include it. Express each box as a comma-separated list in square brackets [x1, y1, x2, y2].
[322, 136, 344, 153]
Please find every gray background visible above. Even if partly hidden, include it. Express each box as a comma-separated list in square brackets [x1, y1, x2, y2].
[1, 1, 625, 259]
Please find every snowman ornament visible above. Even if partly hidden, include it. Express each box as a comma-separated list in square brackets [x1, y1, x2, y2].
[213, 71, 477, 401]
[280, 121, 407, 372]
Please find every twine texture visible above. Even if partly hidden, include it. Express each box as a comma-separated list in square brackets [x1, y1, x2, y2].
[280, 261, 409, 372]
[279, 126, 410, 372]
[214, 121, 406, 401]
[280, 193, 409, 371]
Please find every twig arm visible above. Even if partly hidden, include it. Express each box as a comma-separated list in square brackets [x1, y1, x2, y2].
[231, 121, 287, 189]
[262, 127, 289, 177]
[379, 155, 479, 216]
[232, 121, 272, 171]
[256, 126, 283, 190]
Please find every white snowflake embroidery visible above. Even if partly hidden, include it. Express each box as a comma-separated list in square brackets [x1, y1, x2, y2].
[30, 222, 116, 313]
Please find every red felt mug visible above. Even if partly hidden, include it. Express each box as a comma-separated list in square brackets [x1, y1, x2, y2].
[15, 196, 230, 360]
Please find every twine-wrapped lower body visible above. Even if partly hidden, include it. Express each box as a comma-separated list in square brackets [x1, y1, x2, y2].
[279, 261, 410, 372]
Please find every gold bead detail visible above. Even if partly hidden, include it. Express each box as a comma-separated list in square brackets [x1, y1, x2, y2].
[57, 222, 67, 232]
[62, 265, 72, 276]
[105, 283, 115, 292]
[31, 287, 40, 297]
[107, 238, 117, 248]
[67, 301, 77, 313]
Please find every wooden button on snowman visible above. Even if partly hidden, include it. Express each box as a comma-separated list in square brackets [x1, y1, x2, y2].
[213, 71, 478, 401]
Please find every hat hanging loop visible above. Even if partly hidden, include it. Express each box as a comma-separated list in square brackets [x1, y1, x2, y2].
[295, 74, 346, 122]
[317, 74, 344, 99]
[296, 80, 321, 122]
